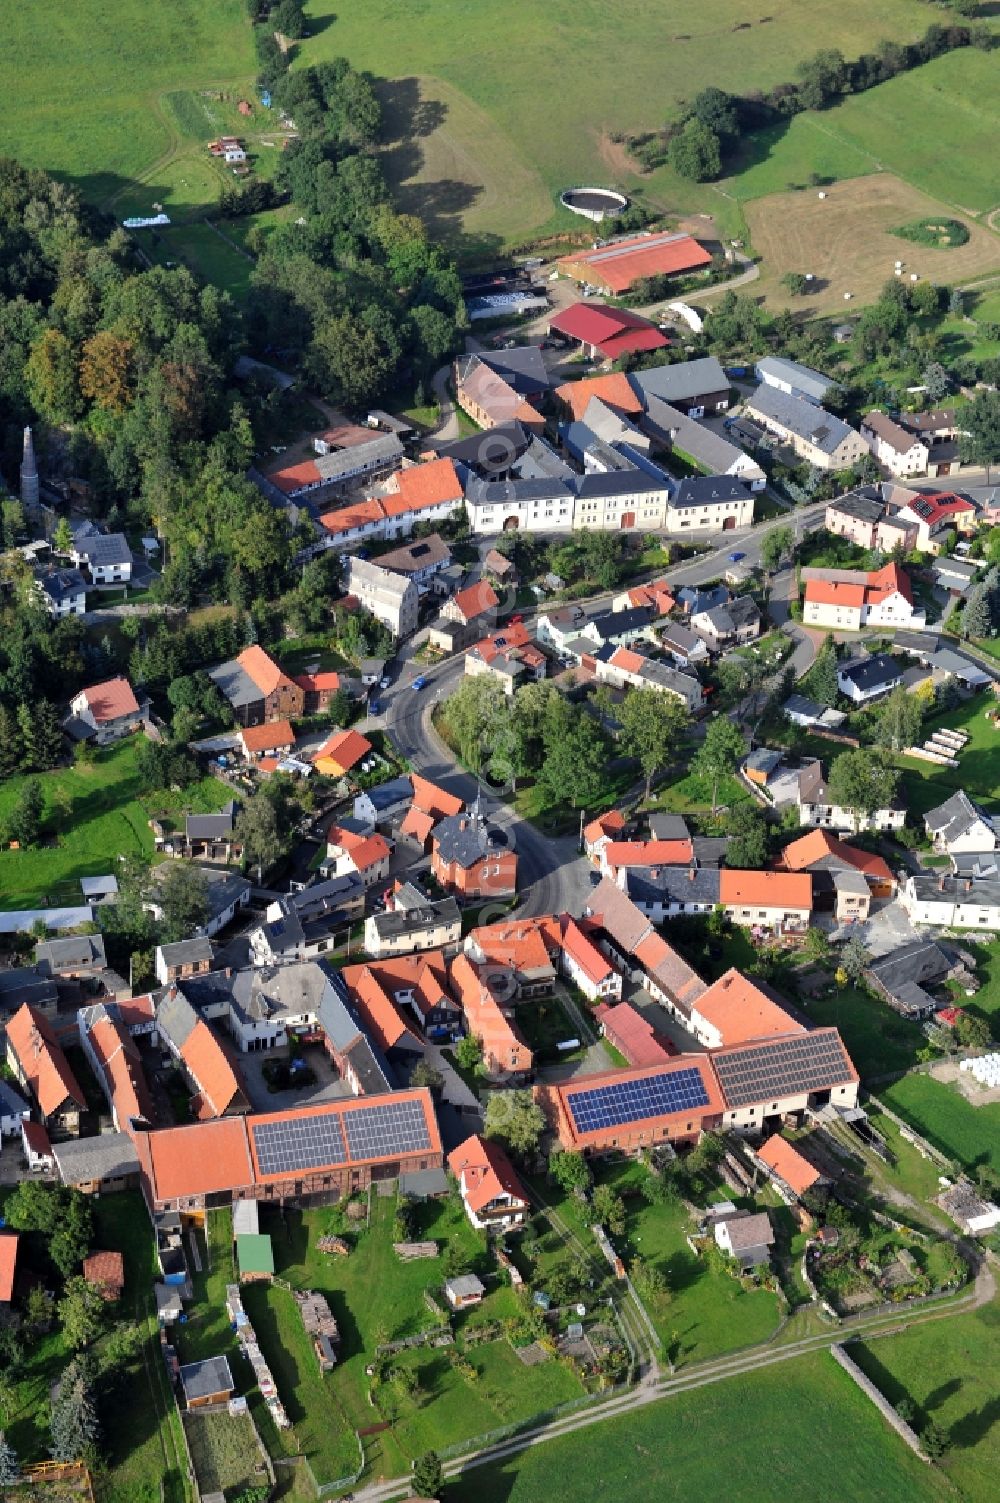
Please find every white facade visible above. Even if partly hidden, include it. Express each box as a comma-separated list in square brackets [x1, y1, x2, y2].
[901, 876, 1000, 930]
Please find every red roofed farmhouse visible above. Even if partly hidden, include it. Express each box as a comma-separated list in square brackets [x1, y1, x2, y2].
[547, 303, 669, 364]
[5, 1003, 85, 1137]
[448, 1133, 528, 1231]
[69, 676, 146, 744]
[383, 457, 464, 534]
[719, 869, 812, 934]
[558, 231, 712, 294]
[802, 562, 922, 632]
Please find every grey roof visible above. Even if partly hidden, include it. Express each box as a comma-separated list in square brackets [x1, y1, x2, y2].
[624, 865, 721, 905]
[869, 939, 954, 996]
[179, 1356, 234, 1401]
[677, 584, 729, 614]
[370, 896, 461, 943]
[343, 1034, 396, 1094]
[783, 693, 824, 722]
[361, 776, 414, 812]
[0, 966, 59, 1012]
[80, 875, 119, 899]
[745, 748, 784, 777]
[76, 532, 132, 567]
[670, 475, 750, 508]
[584, 875, 653, 953]
[894, 630, 938, 657]
[51, 1131, 140, 1186]
[155, 987, 201, 1050]
[433, 810, 512, 868]
[951, 851, 999, 878]
[516, 436, 576, 481]
[636, 657, 702, 699]
[924, 790, 992, 843]
[692, 837, 731, 867]
[643, 396, 758, 475]
[0, 1078, 30, 1118]
[696, 595, 760, 635]
[465, 474, 572, 506]
[282, 875, 364, 920]
[756, 356, 832, 404]
[660, 622, 707, 657]
[37, 567, 86, 604]
[475, 346, 549, 395]
[910, 872, 1000, 907]
[828, 489, 885, 525]
[158, 937, 213, 969]
[718, 1209, 775, 1253]
[314, 432, 402, 482]
[446, 1273, 485, 1298]
[399, 1166, 449, 1198]
[589, 606, 654, 642]
[207, 658, 261, 709]
[648, 814, 690, 841]
[34, 933, 106, 973]
[932, 557, 979, 585]
[317, 971, 366, 1052]
[185, 802, 238, 840]
[573, 469, 665, 498]
[628, 357, 729, 407]
[838, 654, 902, 694]
[438, 421, 531, 470]
[748, 384, 857, 456]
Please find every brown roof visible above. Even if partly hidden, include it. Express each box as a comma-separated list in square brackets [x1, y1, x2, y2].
[863, 409, 923, 456]
[451, 579, 499, 623]
[757, 1134, 821, 1195]
[136, 1118, 254, 1203]
[585, 876, 652, 953]
[180, 1020, 244, 1119]
[78, 676, 141, 724]
[5, 1003, 86, 1118]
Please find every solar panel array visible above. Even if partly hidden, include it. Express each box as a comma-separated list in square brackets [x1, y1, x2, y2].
[566, 1067, 710, 1136]
[343, 1097, 431, 1161]
[714, 1031, 852, 1109]
[252, 1112, 346, 1176]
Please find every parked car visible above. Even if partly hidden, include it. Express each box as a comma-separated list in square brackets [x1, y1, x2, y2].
[379, 676, 391, 689]
[728, 552, 746, 563]
[369, 699, 382, 715]
[412, 675, 427, 691]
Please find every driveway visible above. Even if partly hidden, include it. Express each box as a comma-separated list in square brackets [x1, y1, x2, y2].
[828, 896, 918, 957]
[240, 1043, 354, 1113]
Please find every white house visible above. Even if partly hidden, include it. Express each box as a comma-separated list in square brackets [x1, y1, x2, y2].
[754, 356, 833, 406]
[925, 791, 998, 854]
[69, 677, 146, 744]
[0, 1079, 30, 1137]
[901, 872, 1000, 930]
[794, 761, 905, 834]
[70, 532, 133, 584]
[34, 568, 86, 617]
[559, 916, 623, 1002]
[713, 1210, 775, 1269]
[860, 412, 930, 479]
[802, 564, 923, 633]
[836, 654, 905, 704]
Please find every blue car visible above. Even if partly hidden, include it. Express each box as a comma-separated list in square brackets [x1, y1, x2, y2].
[369, 699, 382, 715]
[728, 552, 746, 563]
[412, 675, 427, 691]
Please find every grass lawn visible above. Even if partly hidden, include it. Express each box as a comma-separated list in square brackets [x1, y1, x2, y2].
[894, 689, 1000, 821]
[446, 1350, 951, 1503]
[183, 1409, 262, 1498]
[795, 983, 926, 1082]
[514, 991, 588, 1065]
[852, 1295, 1000, 1503]
[136, 221, 254, 301]
[259, 1191, 586, 1482]
[880, 1073, 1000, 1177]
[646, 768, 748, 815]
[0, 739, 230, 910]
[0, 0, 255, 204]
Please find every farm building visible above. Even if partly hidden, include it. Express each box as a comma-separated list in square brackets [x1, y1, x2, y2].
[557, 231, 712, 293]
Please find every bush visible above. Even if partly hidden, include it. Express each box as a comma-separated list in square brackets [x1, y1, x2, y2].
[891, 218, 970, 248]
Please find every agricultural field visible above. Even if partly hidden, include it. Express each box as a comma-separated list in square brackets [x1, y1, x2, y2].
[745, 174, 1000, 314]
[446, 1351, 953, 1503]
[0, 0, 255, 203]
[0, 739, 230, 910]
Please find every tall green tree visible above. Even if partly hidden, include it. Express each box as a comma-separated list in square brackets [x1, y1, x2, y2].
[668, 118, 721, 181]
[6, 778, 43, 848]
[154, 862, 209, 942]
[960, 389, 1000, 480]
[618, 688, 689, 800]
[874, 686, 923, 752]
[827, 749, 899, 833]
[0, 706, 21, 779]
[411, 1450, 443, 1500]
[692, 717, 747, 814]
[725, 802, 769, 868]
[58, 1277, 106, 1351]
[759, 526, 794, 587]
[49, 1355, 100, 1463]
[234, 793, 284, 878]
[484, 1091, 545, 1157]
[801, 634, 840, 706]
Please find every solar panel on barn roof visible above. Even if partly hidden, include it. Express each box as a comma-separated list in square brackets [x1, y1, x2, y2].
[566, 1067, 710, 1134]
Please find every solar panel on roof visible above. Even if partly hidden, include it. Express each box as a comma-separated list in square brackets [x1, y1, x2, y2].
[342, 1097, 431, 1161]
[714, 1032, 851, 1109]
[566, 1067, 710, 1136]
[252, 1112, 347, 1176]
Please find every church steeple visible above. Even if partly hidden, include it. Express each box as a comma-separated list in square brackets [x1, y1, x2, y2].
[20, 426, 39, 506]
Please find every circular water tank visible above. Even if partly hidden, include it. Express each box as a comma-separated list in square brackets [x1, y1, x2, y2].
[560, 187, 629, 223]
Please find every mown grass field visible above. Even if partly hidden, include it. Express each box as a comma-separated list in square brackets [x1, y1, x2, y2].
[893, 688, 1000, 821]
[0, 1, 254, 203]
[0, 738, 229, 909]
[853, 1296, 1000, 1503]
[445, 1351, 953, 1503]
[881, 1073, 1000, 1177]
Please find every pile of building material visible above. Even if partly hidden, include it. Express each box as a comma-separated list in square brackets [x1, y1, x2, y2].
[226, 1285, 290, 1427]
[317, 1235, 350, 1256]
[903, 727, 967, 766]
[960, 1051, 1000, 1087]
[393, 1241, 439, 1261]
[294, 1288, 341, 1372]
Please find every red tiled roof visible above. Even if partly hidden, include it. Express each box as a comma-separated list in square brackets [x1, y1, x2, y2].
[343, 833, 390, 871]
[467, 915, 561, 975]
[410, 774, 463, 821]
[6, 1004, 85, 1118]
[78, 676, 140, 724]
[720, 869, 812, 910]
[236, 645, 295, 697]
[21, 1120, 52, 1159]
[690, 968, 803, 1047]
[343, 962, 422, 1053]
[558, 232, 712, 293]
[293, 671, 341, 693]
[560, 916, 614, 987]
[314, 728, 372, 774]
[400, 806, 435, 844]
[805, 562, 912, 611]
[240, 719, 295, 754]
[137, 1118, 254, 1202]
[116, 993, 156, 1029]
[268, 459, 322, 494]
[82, 1250, 125, 1291]
[555, 373, 644, 423]
[594, 1000, 671, 1067]
[900, 491, 975, 528]
[778, 829, 893, 883]
[0, 1232, 19, 1303]
[180, 1020, 244, 1119]
[757, 1134, 821, 1195]
[608, 646, 645, 675]
[600, 327, 670, 361]
[583, 808, 627, 847]
[447, 1133, 527, 1214]
[449, 954, 531, 1070]
[804, 578, 865, 608]
[88, 1014, 155, 1127]
[603, 839, 694, 870]
[383, 458, 463, 517]
[452, 580, 499, 623]
[318, 498, 387, 536]
[549, 303, 667, 359]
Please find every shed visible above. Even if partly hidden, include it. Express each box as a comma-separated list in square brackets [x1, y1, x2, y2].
[82, 1250, 125, 1301]
[179, 1355, 235, 1409]
[155, 1282, 184, 1324]
[236, 1233, 275, 1281]
[444, 1273, 485, 1310]
[232, 1199, 260, 1237]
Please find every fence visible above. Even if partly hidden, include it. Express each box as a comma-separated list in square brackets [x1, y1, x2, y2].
[865, 1091, 955, 1173]
[831, 1343, 929, 1460]
[434, 1382, 632, 1464]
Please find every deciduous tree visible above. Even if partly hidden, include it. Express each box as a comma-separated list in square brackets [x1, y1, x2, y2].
[827, 748, 899, 833]
[484, 1090, 545, 1158]
[692, 717, 746, 814]
[618, 687, 688, 800]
